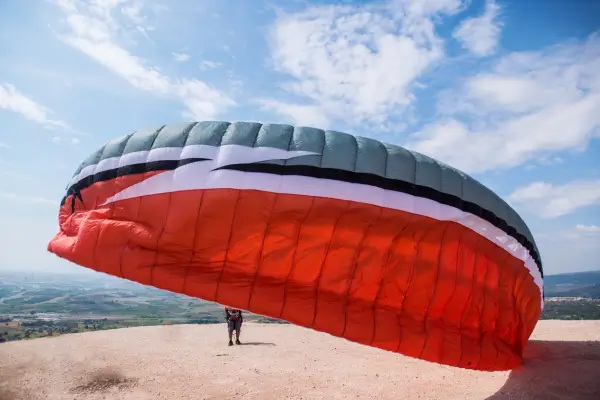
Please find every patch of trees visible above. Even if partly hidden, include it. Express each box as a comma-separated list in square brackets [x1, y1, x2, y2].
[541, 300, 600, 320]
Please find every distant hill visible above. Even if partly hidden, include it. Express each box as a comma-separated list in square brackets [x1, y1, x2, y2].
[544, 270, 600, 298]
[545, 284, 600, 299]
[544, 270, 600, 286]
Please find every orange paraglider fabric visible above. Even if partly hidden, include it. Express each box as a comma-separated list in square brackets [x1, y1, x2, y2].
[48, 121, 543, 371]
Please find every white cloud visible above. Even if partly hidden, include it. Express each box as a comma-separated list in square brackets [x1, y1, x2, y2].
[0, 213, 70, 271]
[51, 136, 81, 144]
[554, 224, 600, 247]
[575, 224, 600, 233]
[121, 1, 146, 26]
[175, 79, 234, 120]
[257, 99, 329, 128]
[453, 0, 502, 56]
[536, 225, 600, 274]
[507, 180, 600, 218]
[261, 0, 463, 128]
[0, 193, 58, 207]
[0, 83, 69, 130]
[0, 169, 37, 184]
[53, 0, 235, 120]
[406, 33, 600, 173]
[539, 156, 564, 166]
[173, 52, 190, 62]
[199, 60, 221, 70]
[0, 143, 10, 150]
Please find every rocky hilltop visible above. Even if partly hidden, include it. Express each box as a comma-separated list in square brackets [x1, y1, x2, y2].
[1, 321, 599, 399]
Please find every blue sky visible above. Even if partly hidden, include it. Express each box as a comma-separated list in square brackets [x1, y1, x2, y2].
[0, 0, 598, 276]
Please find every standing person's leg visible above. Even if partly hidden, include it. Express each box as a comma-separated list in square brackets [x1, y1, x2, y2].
[227, 320, 234, 346]
[235, 319, 242, 344]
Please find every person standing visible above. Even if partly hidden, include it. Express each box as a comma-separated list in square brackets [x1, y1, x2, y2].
[224, 306, 243, 346]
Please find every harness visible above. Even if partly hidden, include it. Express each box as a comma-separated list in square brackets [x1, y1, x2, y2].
[228, 309, 242, 321]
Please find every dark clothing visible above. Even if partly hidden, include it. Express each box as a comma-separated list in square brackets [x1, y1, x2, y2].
[224, 307, 243, 334]
[224, 307, 243, 322]
[228, 318, 242, 333]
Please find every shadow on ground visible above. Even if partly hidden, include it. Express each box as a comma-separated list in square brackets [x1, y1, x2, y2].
[488, 340, 600, 400]
[239, 341, 276, 346]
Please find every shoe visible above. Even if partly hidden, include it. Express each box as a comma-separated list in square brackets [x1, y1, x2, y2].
[228, 340, 233, 346]
[235, 339, 241, 345]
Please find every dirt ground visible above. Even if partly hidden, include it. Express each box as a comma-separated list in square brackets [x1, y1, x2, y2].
[1, 320, 599, 400]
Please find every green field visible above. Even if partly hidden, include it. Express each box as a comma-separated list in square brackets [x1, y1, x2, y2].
[0, 270, 285, 342]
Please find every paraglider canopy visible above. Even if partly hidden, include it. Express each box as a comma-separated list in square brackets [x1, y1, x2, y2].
[48, 120, 543, 371]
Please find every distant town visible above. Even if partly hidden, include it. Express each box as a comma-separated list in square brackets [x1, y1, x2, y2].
[1, 269, 599, 343]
